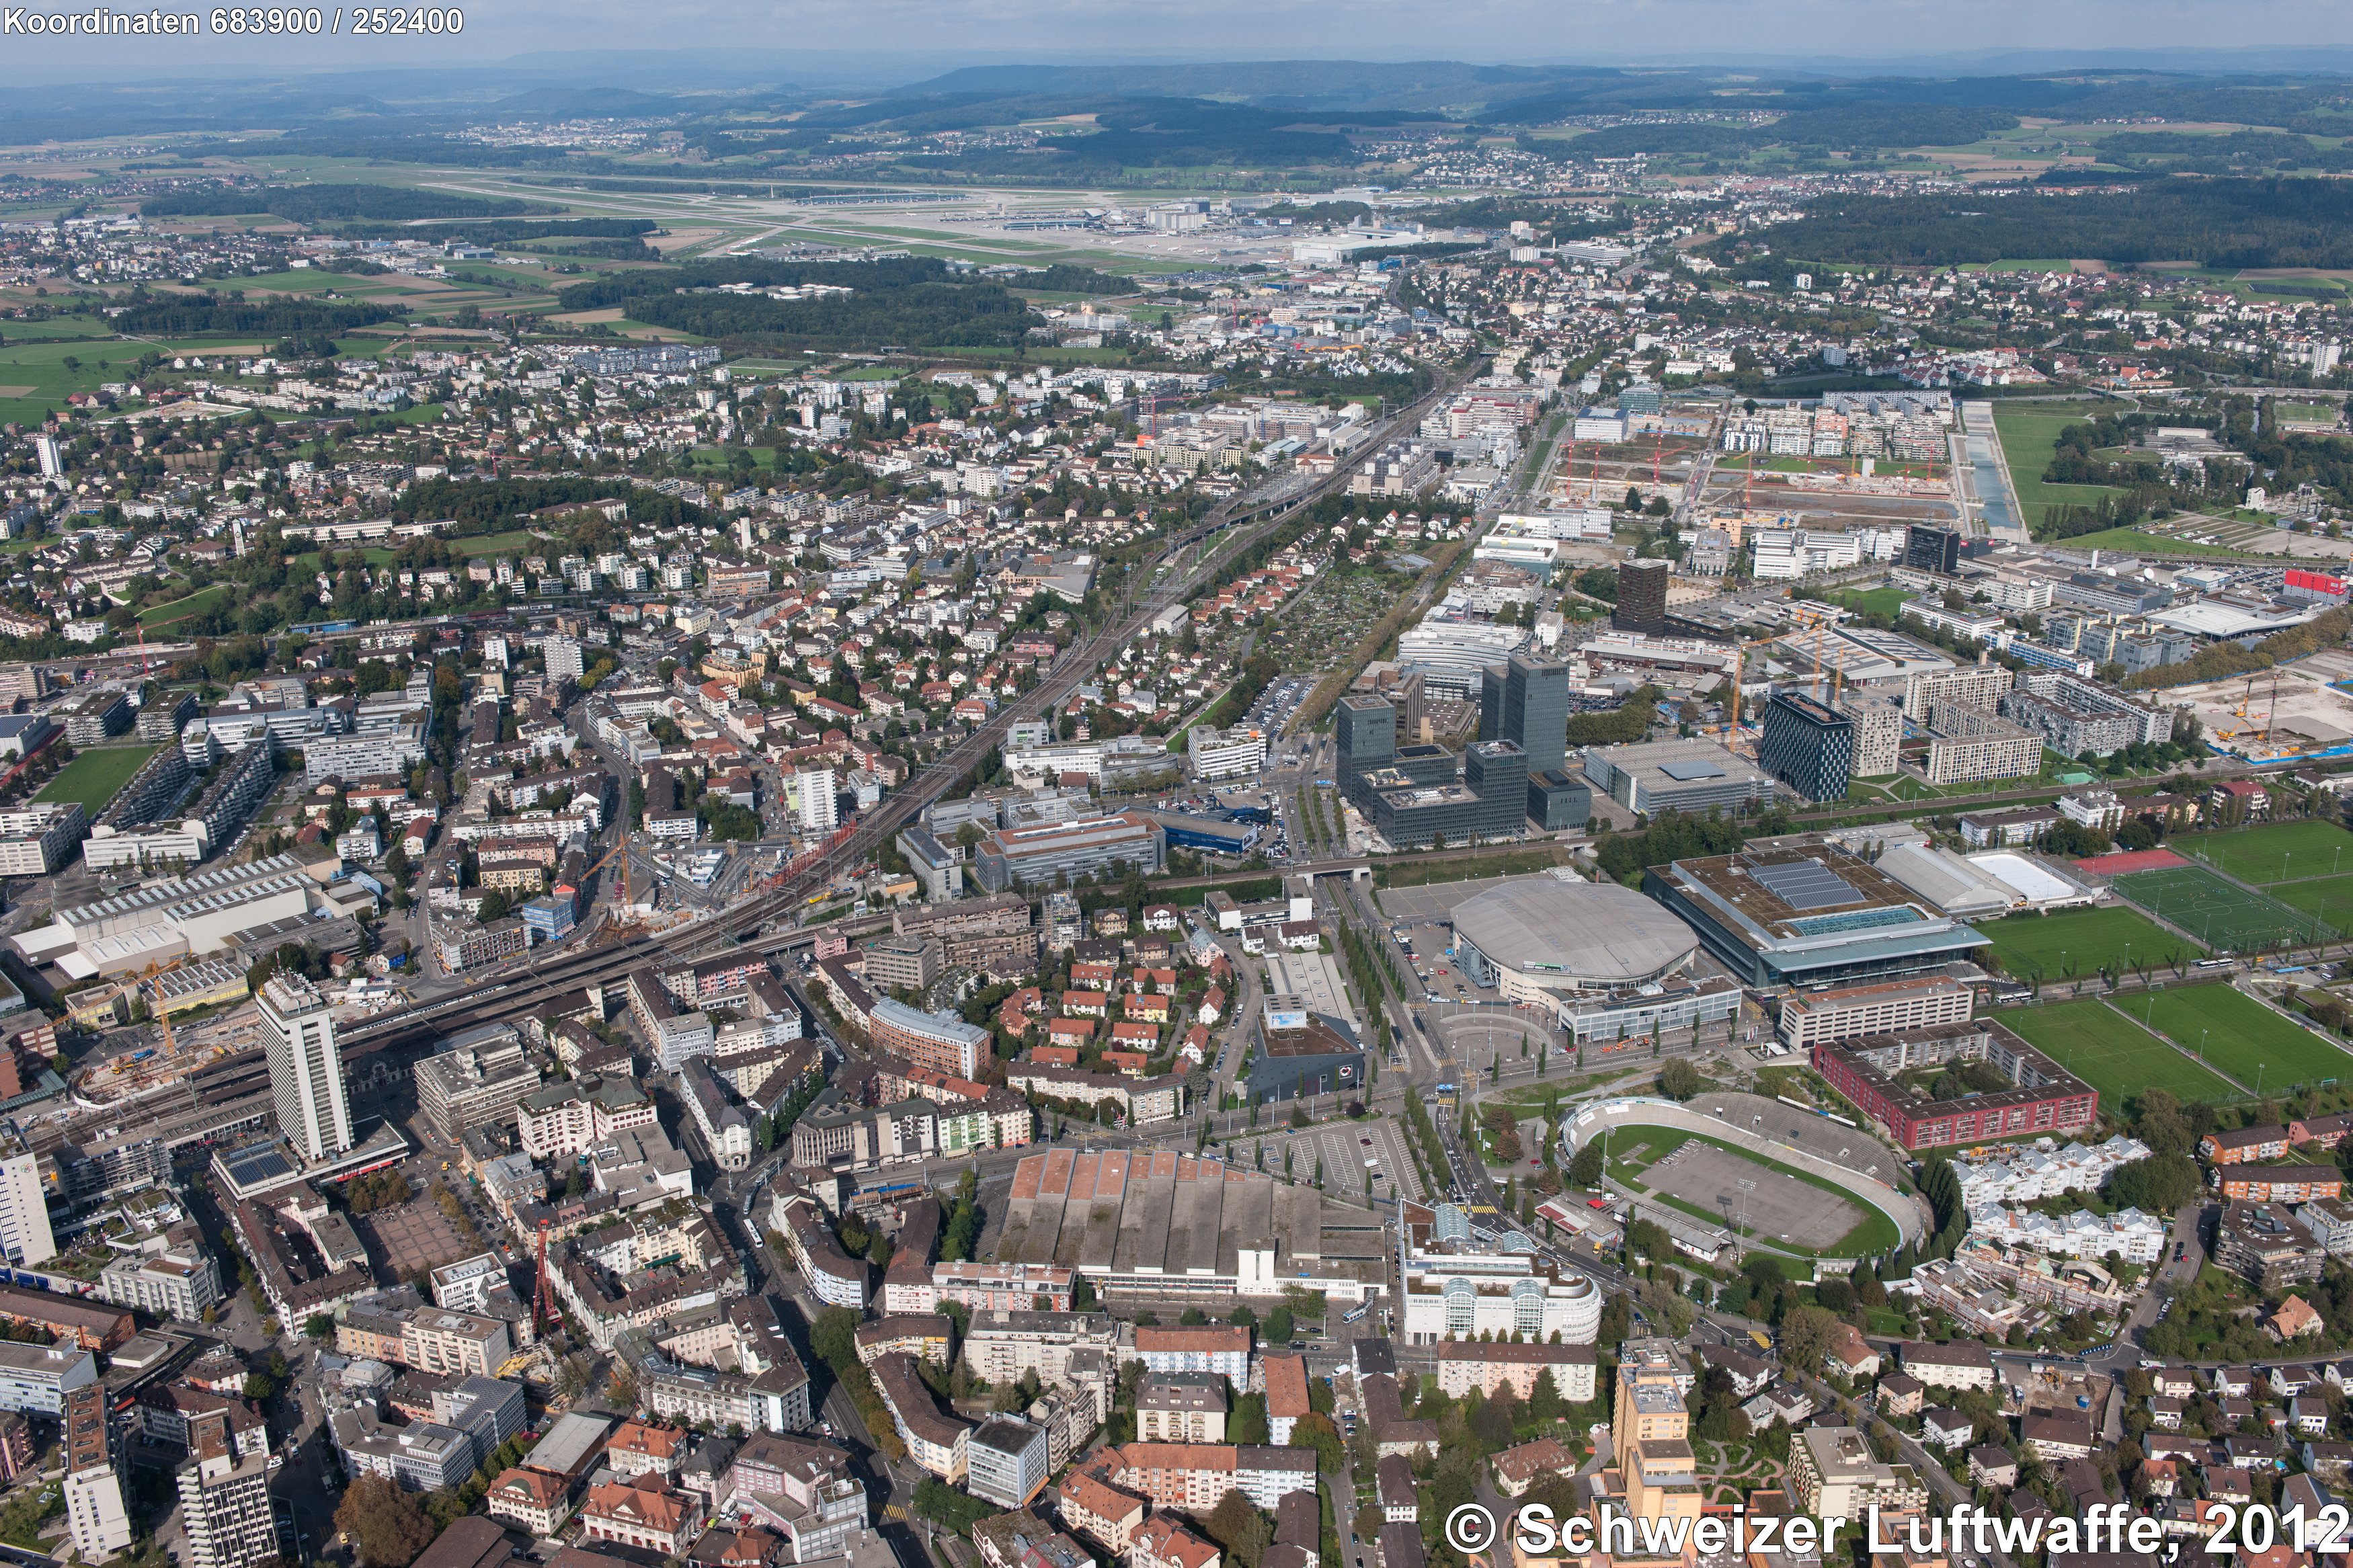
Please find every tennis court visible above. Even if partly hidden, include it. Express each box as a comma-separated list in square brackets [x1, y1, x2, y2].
[2176, 821, 2353, 886]
[2005, 999, 2244, 1106]
[2130, 984, 2353, 1098]
[2113, 862, 2332, 952]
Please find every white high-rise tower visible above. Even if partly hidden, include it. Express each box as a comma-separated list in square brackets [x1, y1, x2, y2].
[260, 974, 351, 1163]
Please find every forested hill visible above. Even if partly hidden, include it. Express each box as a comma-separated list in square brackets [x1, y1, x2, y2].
[1711, 178, 2353, 270]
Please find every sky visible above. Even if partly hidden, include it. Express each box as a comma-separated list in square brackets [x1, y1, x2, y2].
[9, 0, 2353, 90]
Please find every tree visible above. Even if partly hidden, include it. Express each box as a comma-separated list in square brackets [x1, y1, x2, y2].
[1777, 1304, 1840, 1375]
[1203, 1491, 1273, 1568]
[1267, 1305, 1295, 1344]
[1657, 1057, 1704, 1100]
[1568, 1142, 1605, 1188]
[335, 1475, 438, 1568]
[810, 1306, 863, 1372]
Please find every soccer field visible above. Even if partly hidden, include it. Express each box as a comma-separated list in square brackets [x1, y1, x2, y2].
[34, 745, 160, 815]
[2130, 985, 2353, 1097]
[2005, 999, 2245, 1107]
[2176, 821, 2353, 886]
[2264, 871, 2353, 934]
[2114, 862, 2332, 951]
[1977, 905, 2199, 982]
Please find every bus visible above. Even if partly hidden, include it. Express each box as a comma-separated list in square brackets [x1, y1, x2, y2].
[1748, 1329, 1774, 1352]
[2196, 958, 2235, 970]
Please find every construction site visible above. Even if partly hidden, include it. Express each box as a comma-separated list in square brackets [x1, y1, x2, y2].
[2173, 647, 2353, 764]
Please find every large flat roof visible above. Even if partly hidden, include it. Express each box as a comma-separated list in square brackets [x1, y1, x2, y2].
[1451, 875, 1694, 988]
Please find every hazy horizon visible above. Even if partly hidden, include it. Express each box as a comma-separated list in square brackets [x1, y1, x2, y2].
[11, 1, 2353, 95]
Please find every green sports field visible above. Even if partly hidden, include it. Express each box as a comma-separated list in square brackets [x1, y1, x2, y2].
[2174, 821, 2353, 886]
[2262, 871, 2353, 935]
[2005, 999, 2244, 1106]
[2114, 862, 2332, 951]
[1977, 904, 2199, 982]
[2128, 984, 2353, 1097]
[34, 745, 161, 814]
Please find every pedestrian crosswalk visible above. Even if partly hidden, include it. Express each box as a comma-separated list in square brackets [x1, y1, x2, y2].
[883, 1504, 908, 1522]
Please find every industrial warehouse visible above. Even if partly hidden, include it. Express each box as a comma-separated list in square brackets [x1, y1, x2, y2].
[986, 1149, 1387, 1306]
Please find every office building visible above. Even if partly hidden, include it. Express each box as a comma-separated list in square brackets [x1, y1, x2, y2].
[1757, 690, 1853, 804]
[413, 1027, 542, 1143]
[0, 1151, 52, 1268]
[1336, 694, 1398, 807]
[1187, 725, 1267, 782]
[1582, 738, 1776, 818]
[1526, 768, 1591, 831]
[1611, 559, 1669, 634]
[973, 813, 1163, 893]
[260, 974, 351, 1163]
[1361, 740, 1527, 850]
[1501, 655, 1570, 774]
[0, 1339, 96, 1415]
[966, 1416, 1050, 1508]
[1903, 526, 1961, 577]
[176, 1413, 278, 1568]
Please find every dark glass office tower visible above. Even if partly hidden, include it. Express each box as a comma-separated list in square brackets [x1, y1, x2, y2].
[1613, 559, 1670, 634]
[1757, 690, 1854, 804]
[1502, 654, 1570, 775]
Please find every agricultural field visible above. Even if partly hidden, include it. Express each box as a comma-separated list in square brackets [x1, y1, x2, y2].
[2128, 984, 2353, 1097]
[35, 745, 161, 814]
[1977, 904, 2201, 982]
[2173, 820, 2353, 886]
[2114, 862, 2331, 951]
[2003, 999, 2244, 1106]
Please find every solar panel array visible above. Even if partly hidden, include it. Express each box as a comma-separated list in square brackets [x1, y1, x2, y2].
[1750, 858, 1864, 911]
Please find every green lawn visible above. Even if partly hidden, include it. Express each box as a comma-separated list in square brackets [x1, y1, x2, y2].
[2173, 820, 2353, 885]
[2130, 984, 2353, 1096]
[0, 338, 130, 427]
[2114, 862, 2331, 950]
[35, 744, 161, 814]
[2032, 526, 2260, 559]
[1977, 904, 2201, 982]
[1833, 587, 1910, 620]
[1991, 402, 2132, 530]
[138, 583, 231, 628]
[2005, 999, 2244, 1106]
[452, 530, 539, 559]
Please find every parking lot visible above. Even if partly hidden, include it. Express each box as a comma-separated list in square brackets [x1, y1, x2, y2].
[1371, 875, 1535, 1004]
[1226, 1113, 1424, 1202]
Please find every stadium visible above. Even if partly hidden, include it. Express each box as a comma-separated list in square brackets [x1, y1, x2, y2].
[1452, 875, 1698, 1005]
